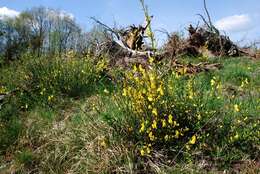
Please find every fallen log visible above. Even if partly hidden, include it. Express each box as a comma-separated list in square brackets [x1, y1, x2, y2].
[171, 60, 222, 74]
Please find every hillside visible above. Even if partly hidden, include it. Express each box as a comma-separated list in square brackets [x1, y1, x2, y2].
[0, 0, 260, 173]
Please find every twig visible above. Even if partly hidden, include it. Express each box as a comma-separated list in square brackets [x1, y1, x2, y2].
[90, 17, 120, 40]
[196, 14, 211, 29]
[203, 0, 213, 30]
[154, 28, 171, 38]
[198, 0, 220, 34]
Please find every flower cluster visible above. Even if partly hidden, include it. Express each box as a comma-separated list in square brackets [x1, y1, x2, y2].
[0, 85, 7, 94]
[25, 55, 100, 99]
[122, 64, 197, 156]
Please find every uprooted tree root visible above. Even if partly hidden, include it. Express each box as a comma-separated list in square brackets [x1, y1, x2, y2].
[163, 24, 242, 59]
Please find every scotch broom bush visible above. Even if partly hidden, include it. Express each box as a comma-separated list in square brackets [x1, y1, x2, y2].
[101, 58, 259, 166]
[106, 63, 202, 158]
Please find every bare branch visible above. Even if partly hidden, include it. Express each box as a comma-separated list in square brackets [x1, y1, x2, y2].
[90, 17, 120, 40]
[197, 0, 220, 35]
[203, 0, 213, 30]
[90, 17, 154, 57]
[155, 28, 171, 38]
[196, 14, 211, 29]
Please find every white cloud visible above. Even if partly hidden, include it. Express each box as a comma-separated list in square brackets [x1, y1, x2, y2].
[47, 9, 74, 20]
[0, 7, 19, 19]
[215, 14, 254, 33]
[60, 10, 74, 19]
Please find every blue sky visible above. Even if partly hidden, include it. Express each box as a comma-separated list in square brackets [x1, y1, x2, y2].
[0, 0, 259, 45]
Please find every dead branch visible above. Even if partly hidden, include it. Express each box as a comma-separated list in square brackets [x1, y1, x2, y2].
[197, 0, 219, 35]
[171, 61, 222, 74]
[155, 28, 171, 38]
[91, 17, 156, 57]
[197, 14, 211, 30]
[90, 17, 120, 40]
[203, 0, 213, 31]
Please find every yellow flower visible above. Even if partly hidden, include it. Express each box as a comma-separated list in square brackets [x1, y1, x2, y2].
[140, 149, 145, 156]
[245, 78, 249, 84]
[185, 145, 191, 150]
[122, 88, 127, 96]
[149, 73, 156, 81]
[168, 114, 173, 124]
[210, 79, 215, 86]
[139, 64, 145, 74]
[128, 127, 133, 132]
[175, 130, 180, 138]
[100, 140, 107, 148]
[146, 147, 151, 154]
[161, 119, 166, 128]
[48, 95, 54, 101]
[189, 135, 196, 144]
[234, 133, 239, 140]
[149, 132, 155, 141]
[133, 65, 138, 72]
[173, 121, 179, 127]
[188, 93, 193, 99]
[152, 120, 157, 129]
[234, 104, 240, 112]
[134, 76, 139, 82]
[149, 56, 154, 64]
[150, 81, 156, 89]
[216, 84, 221, 89]
[197, 114, 201, 120]
[148, 95, 153, 102]
[139, 122, 145, 133]
[241, 78, 249, 88]
[164, 135, 169, 141]
[157, 85, 164, 96]
[152, 108, 158, 116]
[0, 86, 7, 93]
[127, 87, 132, 93]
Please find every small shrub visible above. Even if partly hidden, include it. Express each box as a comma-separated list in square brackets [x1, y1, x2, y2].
[19, 54, 111, 107]
[25, 56, 96, 98]
[107, 63, 205, 157]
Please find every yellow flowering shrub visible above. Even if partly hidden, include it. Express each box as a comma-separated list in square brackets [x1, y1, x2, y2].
[120, 63, 201, 156]
[23, 53, 107, 102]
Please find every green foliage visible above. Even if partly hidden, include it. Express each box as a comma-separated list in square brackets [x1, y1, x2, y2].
[0, 55, 259, 173]
[0, 53, 109, 156]
[0, 93, 22, 154]
[24, 56, 97, 98]
[0, 1, 259, 172]
[16, 149, 34, 166]
[100, 58, 259, 168]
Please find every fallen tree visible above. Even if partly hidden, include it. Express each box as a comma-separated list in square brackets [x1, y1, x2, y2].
[90, 0, 256, 73]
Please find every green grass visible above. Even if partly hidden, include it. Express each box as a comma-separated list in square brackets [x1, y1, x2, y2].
[0, 56, 259, 173]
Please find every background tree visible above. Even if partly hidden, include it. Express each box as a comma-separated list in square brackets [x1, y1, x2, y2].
[0, 6, 89, 63]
